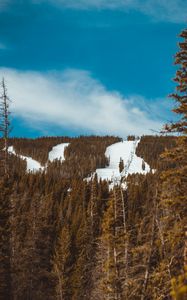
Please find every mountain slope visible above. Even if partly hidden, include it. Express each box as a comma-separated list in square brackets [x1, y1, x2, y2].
[0, 135, 182, 300]
[95, 140, 151, 184]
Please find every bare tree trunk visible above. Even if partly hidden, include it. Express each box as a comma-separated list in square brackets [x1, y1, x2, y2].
[107, 243, 110, 300]
[113, 188, 118, 300]
[140, 188, 157, 300]
[155, 210, 172, 280]
[140, 213, 155, 300]
[90, 178, 96, 236]
[3, 79, 8, 175]
[0, 78, 11, 177]
[120, 187, 129, 298]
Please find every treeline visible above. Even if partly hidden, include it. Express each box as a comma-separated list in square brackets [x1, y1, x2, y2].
[8, 135, 121, 169]
[47, 135, 121, 179]
[9, 136, 72, 165]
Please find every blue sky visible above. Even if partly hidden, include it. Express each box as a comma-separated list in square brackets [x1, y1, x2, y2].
[0, 0, 186, 137]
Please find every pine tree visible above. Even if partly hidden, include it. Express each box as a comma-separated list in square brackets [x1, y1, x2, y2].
[166, 28, 187, 135]
[95, 187, 130, 300]
[52, 224, 72, 300]
[163, 27, 187, 263]
[159, 28, 187, 298]
[119, 158, 124, 173]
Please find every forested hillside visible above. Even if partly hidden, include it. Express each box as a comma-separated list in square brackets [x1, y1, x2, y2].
[0, 134, 184, 300]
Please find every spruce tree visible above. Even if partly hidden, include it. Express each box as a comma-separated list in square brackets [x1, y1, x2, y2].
[166, 29, 187, 135]
[119, 158, 124, 173]
[159, 28, 187, 298]
[53, 224, 72, 300]
[163, 27, 187, 262]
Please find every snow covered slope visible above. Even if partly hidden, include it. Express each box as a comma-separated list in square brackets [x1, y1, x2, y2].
[8, 140, 150, 183]
[8, 143, 70, 173]
[95, 140, 150, 185]
[48, 143, 69, 162]
[8, 146, 44, 173]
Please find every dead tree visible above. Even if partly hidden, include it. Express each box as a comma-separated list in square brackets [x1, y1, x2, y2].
[0, 78, 11, 176]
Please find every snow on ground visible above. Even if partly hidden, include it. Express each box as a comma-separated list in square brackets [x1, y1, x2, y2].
[48, 143, 69, 162]
[8, 146, 44, 173]
[8, 140, 151, 186]
[95, 140, 151, 188]
[8, 143, 70, 173]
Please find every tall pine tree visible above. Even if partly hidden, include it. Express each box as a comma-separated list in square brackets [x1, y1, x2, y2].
[159, 28, 187, 298]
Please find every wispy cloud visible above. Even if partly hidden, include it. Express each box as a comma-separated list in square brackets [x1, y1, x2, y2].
[0, 42, 6, 50]
[0, 0, 11, 11]
[0, 67, 163, 137]
[1, 1, 186, 23]
[39, 0, 187, 23]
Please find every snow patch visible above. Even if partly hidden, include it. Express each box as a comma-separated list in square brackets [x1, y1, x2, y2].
[8, 146, 44, 173]
[8, 143, 70, 173]
[48, 143, 69, 162]
[92, 140, 151, 189]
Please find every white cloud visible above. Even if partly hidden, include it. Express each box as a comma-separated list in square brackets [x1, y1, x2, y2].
[40, 0, 187, 23]
[0, 67, 163, 137]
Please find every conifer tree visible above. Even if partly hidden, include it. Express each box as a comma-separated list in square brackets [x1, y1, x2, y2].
[159, 28, 187, 297]
[53, 224, 72, 300]
[95, 187, 130, 300]
[163, 27, 187, 260]
[119, 158, 124, 173]
[166, 29, 187, 135]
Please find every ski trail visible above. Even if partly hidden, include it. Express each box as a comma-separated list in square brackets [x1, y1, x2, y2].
[48, 143, 69, 162]
[94, 140, 151, 189]
[8, 142, 70, 173]
[120, 140, 137, 177]
[8, 146, 44, 173]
